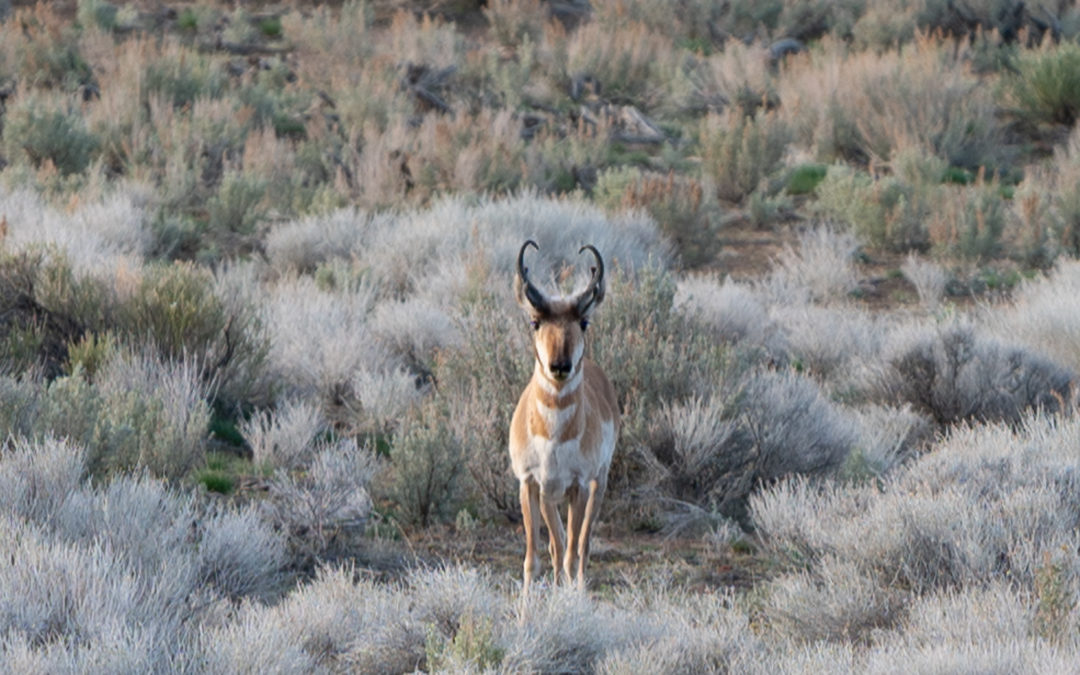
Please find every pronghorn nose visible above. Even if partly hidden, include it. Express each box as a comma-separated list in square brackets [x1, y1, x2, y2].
[550, 361, 572, 379]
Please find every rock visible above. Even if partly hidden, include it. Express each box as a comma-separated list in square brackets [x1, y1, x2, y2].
[769, 38, 805, 65]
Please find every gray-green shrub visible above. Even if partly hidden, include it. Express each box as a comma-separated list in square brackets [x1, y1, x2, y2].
[887, 323, 1073, 426]
[700, 107, 790, 204]
[266, 437, 379, 558]
[0, 436, 287, 668]
[35, 350, 209, 480]
[0, 95, 99, 175]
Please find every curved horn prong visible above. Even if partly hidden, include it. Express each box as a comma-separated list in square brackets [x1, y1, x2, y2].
[576, 244, 605, 315]
[517, 240, 549, 313]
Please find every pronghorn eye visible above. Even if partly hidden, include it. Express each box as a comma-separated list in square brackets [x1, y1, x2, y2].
[529, 320, 540, 331]
[580, 319, 589, 331]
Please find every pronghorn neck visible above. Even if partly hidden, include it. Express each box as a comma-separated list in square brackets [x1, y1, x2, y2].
[529, 360, 583, 441]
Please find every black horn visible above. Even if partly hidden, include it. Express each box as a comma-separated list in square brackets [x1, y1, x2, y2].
[576, 244, 605, 315]
[517, 240, 549, 313]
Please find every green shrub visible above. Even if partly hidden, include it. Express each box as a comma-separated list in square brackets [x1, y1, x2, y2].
[813, 165, 933, 251]
[1033, 552, 1075, 644]
[425, 611, 505, 672]
[594, 167, 723, 268]
[118, 262, 269, 406]
[1005, 39, 1080, 128]
[197, 470, 235, 494]
[0, 248, 111, 378]
[1, 96, 99, 175]
[207, 170, 268, 239]
[177, 8, 198, 32]
[700, 108, 790, 204]
[119, 262, 223, 362]
[259, 16, 283, 38]
[786, 164, 828, 195]
[64, 331, 117, 380]
[385, 402, 465, 528]
[76, 0, 118, 31]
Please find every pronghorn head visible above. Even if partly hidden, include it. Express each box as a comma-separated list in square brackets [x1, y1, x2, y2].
[515, 240, 606, 384]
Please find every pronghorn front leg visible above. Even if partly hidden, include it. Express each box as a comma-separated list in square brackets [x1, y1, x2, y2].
[520, 479, 541, 598]
[539, 497, 566, 584]
[564, 484, 587, 587]
[574, 476, 606, 590]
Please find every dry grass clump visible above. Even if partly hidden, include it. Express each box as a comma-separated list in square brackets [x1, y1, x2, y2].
[643, 369, 855, 528]
[675, 275, 789, 361]
[484, 0, 548, 49]
[983, 258, 1080, 375]
[679, 39, 777, 115]
[764, 556, 904, 644]
[758, 225, 860, 304]
[562, 18, 678, 112]
[196, 563, 759, 673]
[0, 186, 151, 274]
[242, 398, 325, 469]
[0, 4, 91, 91]
[1012, 125, 1080, 262]
[901, 253, 948, 310]
[924, 173, 1010, 261]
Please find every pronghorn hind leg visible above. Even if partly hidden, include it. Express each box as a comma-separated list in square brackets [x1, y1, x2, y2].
[576, 475, 607, 590]
[539, 498, 566, 584]
[564, 484, 588, 587]
[520, 479, 541, 599]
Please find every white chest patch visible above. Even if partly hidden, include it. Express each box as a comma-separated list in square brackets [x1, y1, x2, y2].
[521, 416, 615, 500]
[535, 400, 577, 431]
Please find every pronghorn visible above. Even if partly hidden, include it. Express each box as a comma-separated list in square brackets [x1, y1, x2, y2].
[509, 240, 618, 595]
